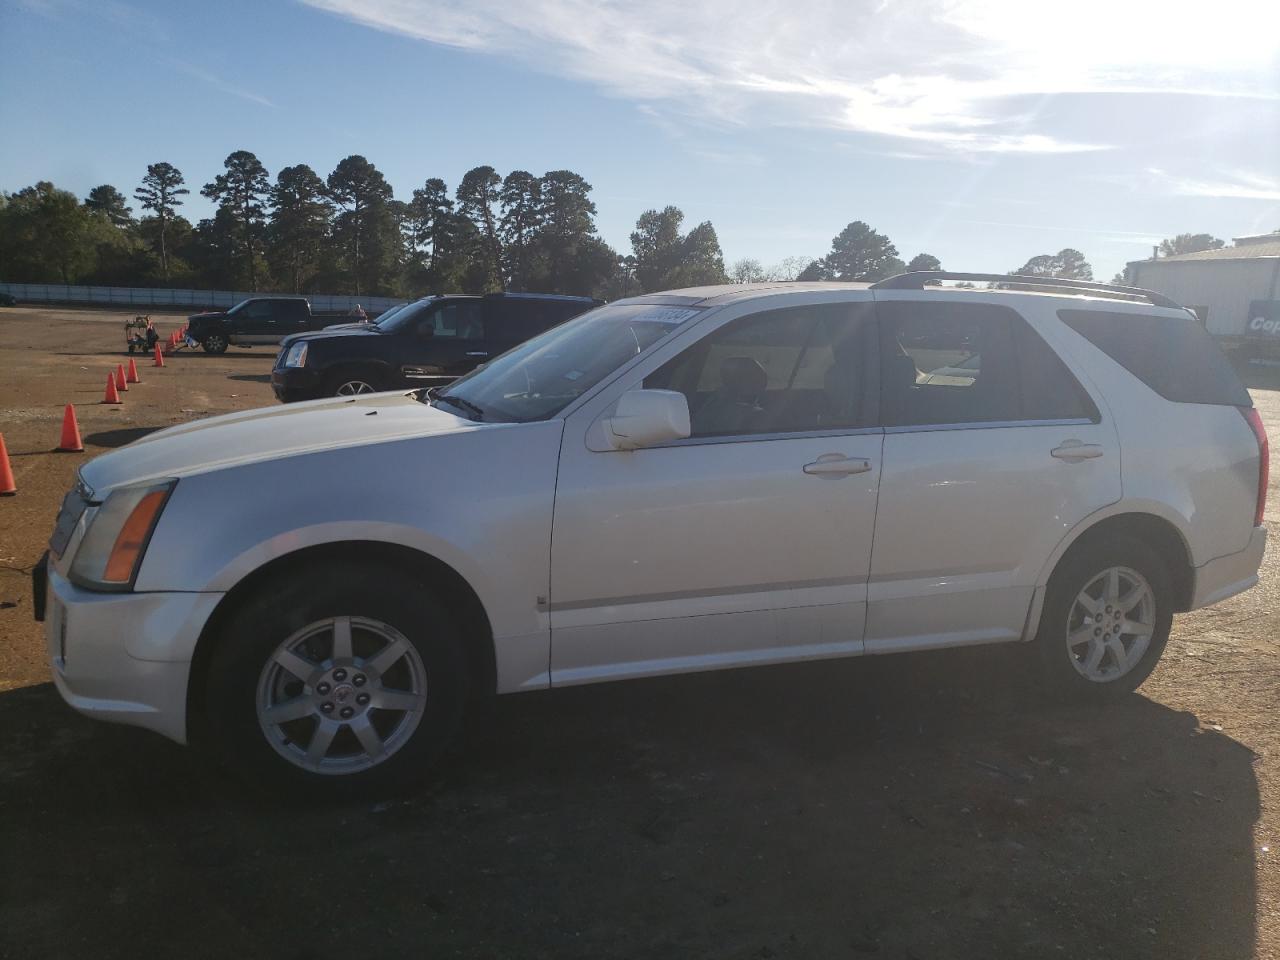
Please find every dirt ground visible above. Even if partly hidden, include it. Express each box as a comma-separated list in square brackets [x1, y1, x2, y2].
[1, 305, 1278, 960]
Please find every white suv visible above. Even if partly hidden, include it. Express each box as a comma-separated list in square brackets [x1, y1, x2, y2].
[34, 273, 1269, 794]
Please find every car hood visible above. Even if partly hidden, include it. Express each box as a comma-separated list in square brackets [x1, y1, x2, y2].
[280, 326, 380, 348]
[80, 392, 481, 495]
[187, 311, 227, 324]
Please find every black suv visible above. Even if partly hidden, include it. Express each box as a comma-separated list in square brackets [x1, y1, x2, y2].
[271, 292, 600, 402]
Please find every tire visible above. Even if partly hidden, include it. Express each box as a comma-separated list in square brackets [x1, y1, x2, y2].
[202, 333, 228, 354]
[202, 562, 469, 798]
[1033, 535, 1173, 700]
[325, 369, 384, 397]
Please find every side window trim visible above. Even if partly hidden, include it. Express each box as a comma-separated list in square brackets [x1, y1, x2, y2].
[644, 424, 885, 449]
[884, 417, 1095, 435]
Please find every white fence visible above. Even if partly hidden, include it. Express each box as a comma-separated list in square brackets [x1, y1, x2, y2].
[0, 282, 406, 313]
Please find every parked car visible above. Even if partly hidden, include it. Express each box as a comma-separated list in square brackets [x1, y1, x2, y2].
[270, 292, 600, 401]
[186, 297, 385, 354]
[34, 273, 1268, 795]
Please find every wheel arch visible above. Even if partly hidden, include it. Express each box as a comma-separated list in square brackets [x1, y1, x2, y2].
[321, 358, 396, 393]
[1038, 508, 1195, 612]
[187, 540, 496, 739]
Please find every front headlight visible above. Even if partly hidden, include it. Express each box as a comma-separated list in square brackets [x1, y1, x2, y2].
[284, 342, 309, 368]
[69, 479, 176, 591]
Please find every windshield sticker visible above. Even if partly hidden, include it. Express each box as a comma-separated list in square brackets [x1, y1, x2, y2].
[634, 307, 700, 325]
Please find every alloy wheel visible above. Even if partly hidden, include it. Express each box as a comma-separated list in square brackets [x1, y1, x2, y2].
[1064, 565, 1156, 682]
[256, 616, 427, 774]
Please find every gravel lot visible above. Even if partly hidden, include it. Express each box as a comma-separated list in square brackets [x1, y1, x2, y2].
[1, 305, 1278, 960]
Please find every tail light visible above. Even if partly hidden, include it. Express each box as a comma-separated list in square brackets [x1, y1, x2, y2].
[1239, 406, 1269, 527]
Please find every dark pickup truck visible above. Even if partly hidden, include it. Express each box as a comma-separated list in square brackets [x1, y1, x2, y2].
[271, 292, 600, 401]
[186, 296, 381, 354]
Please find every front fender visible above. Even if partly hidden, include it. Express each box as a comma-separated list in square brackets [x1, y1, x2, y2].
[134, 423, 564, 654]
[205, 520, 491, 603]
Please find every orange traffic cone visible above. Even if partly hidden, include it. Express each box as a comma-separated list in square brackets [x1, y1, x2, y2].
[154, 344, 165, 367]
[0, 434, 15, 496]
[102, 372, 122, 404]
[56, 404, 84, 452]
[126, 357, 140, 383]
[115, 363, 128, 392]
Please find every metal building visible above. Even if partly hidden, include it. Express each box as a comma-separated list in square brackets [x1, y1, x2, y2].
[1126, 232, 1280, 358]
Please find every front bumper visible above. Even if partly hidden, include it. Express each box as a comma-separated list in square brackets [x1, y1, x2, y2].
[272, 367, 322, 403]
[39, 564, 224, 744]
[1189, 526, 1268, 610]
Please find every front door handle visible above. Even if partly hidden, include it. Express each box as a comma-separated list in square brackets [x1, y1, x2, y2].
[803, 454, 872, 477]
[466, 351, 489, 357]
[1051, 440, 1104, 462]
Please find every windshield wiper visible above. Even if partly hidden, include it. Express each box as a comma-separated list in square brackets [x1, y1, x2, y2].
[435, 393, 485, 420]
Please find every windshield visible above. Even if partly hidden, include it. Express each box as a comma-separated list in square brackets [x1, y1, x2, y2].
[433, 302, 701, 422]
[375, 299, 434, 333]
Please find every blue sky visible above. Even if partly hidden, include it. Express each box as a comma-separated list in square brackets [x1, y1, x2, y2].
[2, 0, 1277, 281]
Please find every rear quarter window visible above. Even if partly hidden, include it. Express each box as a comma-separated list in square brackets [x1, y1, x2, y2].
[1058, 309, 1251, 407]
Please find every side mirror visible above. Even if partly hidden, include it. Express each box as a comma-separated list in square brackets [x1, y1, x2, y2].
[598, 389, 691, 451]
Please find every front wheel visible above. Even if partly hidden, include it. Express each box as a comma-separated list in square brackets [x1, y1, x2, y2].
[202, 563, 469, 796]
[1033, 535, 1173, 699]
[202, 332, 228, 354]
[326, 371, 384, 397]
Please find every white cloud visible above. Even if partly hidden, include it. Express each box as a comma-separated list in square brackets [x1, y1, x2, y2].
[1148, 168, 1280, 202]
[958, 218, 1165, 240]
[19, 0, 169, 42]
[170, 62, 276, 109]
[301, 0, 1278, 153]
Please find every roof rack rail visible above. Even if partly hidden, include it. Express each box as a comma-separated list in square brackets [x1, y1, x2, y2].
[869, 271, 1182, 309]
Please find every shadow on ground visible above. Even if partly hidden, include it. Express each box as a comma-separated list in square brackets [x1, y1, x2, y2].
[83, 427, 162, 449]
[227, 373, 273, 384]
[0, 647, 1259, 960]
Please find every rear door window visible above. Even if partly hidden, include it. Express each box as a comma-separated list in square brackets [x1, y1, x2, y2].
[878, 301, 1018, 427]
[1013, 322, 1100, 422]
[1059, 309, 1251, 406]
[490, 300, 589, 352]
[878, 300, 1098, 427]
[424, 302, 485, 341]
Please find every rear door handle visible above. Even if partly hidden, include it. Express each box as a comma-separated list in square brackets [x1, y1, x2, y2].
[803, 454, 872, 477]
[1051, 440, 1104, 462]
[466, 351, 489, 357]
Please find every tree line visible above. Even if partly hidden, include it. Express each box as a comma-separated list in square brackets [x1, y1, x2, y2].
[1, 148, 1219, 299]
[0, 153, 743, 300]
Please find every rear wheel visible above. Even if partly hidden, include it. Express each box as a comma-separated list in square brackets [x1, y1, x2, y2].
[202, 562, 469, 797]
[1034, 535, 1173, 699]
[202, 332, 228, 354]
